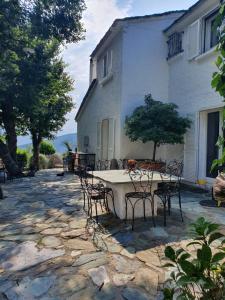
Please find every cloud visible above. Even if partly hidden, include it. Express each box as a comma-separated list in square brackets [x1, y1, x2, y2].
[61, 0, 132, 134]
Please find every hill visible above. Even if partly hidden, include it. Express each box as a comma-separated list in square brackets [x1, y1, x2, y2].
[19, 133, 77, 154]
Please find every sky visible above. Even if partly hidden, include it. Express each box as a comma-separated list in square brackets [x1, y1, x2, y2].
[18, 0, 198, 145]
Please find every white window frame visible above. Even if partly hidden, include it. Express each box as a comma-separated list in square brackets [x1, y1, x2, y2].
[202, 9, 219, 53]
[102, 50, 113, 79]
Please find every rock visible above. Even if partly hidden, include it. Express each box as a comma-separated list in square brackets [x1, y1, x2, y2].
[41, 228, 62, 235]
[61, 229, 85, 238]
[56, 274, 87, 295]
[88, 266, 110, 287]
[6, 276, 55, 299]
[111, 232, 134, 246]
[1, 234, 40, 242]
[31, 201, 45, 208]
[65, 239, 95, 251]
[73, 252, 106, 267]
[69, 219, 87, 229]
[136, 250, 161, 268]
[120, 247, 136, 259]
[143, 227, 169, 239]
[1, 241, 65, 271]
[105, 241, 122, 253]
[41, 236, 62, 248]
[134, 267, 158, 296]
[112, 255, 141, 274]
[71, 250, 82, 257]
[94, 284, 118, 300]
[122, 287, 149, 300]
[112, 273, 135, 286]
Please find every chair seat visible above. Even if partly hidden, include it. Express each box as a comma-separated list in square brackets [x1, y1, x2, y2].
[125, 191, 152, 199]
[90, 191, 105, 200]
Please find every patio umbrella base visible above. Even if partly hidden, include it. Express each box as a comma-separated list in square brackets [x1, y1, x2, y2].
[199, 200, 225, 207]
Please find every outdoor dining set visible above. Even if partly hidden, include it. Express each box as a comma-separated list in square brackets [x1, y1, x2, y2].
[77, 159, 183, 230]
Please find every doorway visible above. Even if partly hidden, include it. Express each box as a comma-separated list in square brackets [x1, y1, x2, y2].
[206, 111, 219, 178]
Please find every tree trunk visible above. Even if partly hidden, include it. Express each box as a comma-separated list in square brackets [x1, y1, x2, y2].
[152, 142, 157, 162]
[2, 100, 17, 162]
[32, 133, 42, 171]
[0, 140, 21, 176]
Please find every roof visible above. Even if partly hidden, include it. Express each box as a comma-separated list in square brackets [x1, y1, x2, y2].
[75, 79, 97, 121]
[164, 0, 208, 33]
[91, 10, 186, 57]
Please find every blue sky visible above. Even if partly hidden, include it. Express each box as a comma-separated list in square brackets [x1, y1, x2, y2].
[18, 0, 197, 145]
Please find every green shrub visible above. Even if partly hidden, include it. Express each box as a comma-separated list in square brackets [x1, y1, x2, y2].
[16, 148, 29, 170]
[40, 140, 56, 155]
[48, 153, 63, 168]
[29, 154, 49, 170]
[163, 217, 225, 299]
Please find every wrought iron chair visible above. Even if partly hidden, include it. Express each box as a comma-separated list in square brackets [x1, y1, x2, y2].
[153, 160, 183, 226]
[94, 160, 118, 217]
[96, 160, 110, 171]
[125, 168, 155, 230]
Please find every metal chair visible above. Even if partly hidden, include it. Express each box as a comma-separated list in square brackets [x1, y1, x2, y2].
[94, 160, 118, 217]
[78, 166, 117, 219]
[153, 160, 183, 226]
[125, 168, 155, 230]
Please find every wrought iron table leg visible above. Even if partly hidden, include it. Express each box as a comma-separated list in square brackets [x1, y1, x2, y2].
[178, 192, 183, 222]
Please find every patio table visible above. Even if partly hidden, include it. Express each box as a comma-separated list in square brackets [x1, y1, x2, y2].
[90, 169, 177, 220]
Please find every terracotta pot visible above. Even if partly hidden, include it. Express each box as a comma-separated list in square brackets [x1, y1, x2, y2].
[213, 173, 225, 206]
[127, 159, 137, 171]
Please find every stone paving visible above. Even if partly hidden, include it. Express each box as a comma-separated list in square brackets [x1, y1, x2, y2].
[0, 169, 224, 300]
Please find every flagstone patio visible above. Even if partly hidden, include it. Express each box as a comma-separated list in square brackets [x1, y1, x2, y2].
[0, 169, 224, 300]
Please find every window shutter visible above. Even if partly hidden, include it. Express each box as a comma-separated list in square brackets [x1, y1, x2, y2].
[187, 20, 201, 60]
[96, 121, 102, 160]
[108, 118, 115, 160]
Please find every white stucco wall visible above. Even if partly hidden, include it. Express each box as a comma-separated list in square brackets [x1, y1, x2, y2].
[119, 13, 184, 161]
[168, 0, 223, 182]
[76, 31, 123, 158]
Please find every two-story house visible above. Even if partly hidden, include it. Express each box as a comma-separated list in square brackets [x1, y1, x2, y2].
[75, 0, 223, 184]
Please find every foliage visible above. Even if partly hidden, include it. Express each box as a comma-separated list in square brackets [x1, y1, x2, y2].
[63, 141, 73, 152]
[16, 148, 30, 170]
[29, 154, 49, 169]
[125, 94, 191, 161]
[48, 153, 63, 169]
[40, 140, 56, 155]
[163, 217, 225, 300]
[211, 4, 225, 172]
[0, 0, 85, 173]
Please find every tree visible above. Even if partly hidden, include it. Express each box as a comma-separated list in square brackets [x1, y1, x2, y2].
[0, 0, 85, 175]
[21, 49, 74, 170]
[125, 94, 191, 161]
[40, 140, 56, 155]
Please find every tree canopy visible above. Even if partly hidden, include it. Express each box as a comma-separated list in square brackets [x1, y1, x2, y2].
[0, 0, 85, 174]
[40, 140, 56, 155]
[125, 94, 191, 161]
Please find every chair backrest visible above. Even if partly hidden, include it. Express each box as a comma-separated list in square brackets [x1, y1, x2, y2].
[128, 168, 154, 194]
[96, 160, 110, 171]
[159, 160, 183, 189]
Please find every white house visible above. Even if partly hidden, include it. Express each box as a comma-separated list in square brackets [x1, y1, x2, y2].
[75, 0, 223, 184]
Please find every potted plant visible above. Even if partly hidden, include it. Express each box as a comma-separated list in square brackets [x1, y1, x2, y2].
[125, 94, 191, 170]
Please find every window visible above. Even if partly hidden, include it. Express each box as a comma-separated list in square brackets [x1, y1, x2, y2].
[167, 32, 183, 59]
[102, 50, 112, 78]
[204, 10, 219, 52]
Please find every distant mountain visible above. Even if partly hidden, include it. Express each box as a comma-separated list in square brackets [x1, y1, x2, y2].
[19, 133, 77, 154]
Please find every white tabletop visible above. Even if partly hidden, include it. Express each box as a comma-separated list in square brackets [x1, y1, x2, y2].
[90, 169, 177, 184]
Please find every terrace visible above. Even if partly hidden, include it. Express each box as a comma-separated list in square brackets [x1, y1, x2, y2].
[0, 169, 223, 299]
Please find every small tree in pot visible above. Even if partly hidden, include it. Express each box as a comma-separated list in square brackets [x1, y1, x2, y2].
[125, 94, 191, 166]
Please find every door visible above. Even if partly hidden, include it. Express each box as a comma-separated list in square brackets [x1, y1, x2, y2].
[206, 111, 219, 178]
[101, 119, 109, 160]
